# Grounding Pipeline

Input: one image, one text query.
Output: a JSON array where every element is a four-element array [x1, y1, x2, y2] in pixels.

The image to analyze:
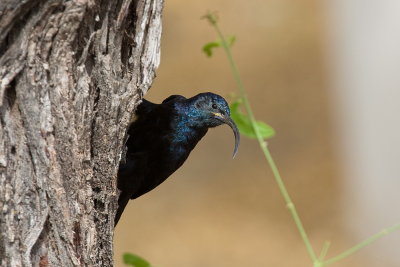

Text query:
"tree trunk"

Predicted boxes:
[[0, 0, 163, 266]]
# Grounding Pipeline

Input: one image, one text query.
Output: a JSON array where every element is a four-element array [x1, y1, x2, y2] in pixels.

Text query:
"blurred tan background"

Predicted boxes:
[[114, 1, 400, 266]]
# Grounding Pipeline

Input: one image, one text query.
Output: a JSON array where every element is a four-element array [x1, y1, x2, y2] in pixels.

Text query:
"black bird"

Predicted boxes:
[[115, 92, 240, 224]]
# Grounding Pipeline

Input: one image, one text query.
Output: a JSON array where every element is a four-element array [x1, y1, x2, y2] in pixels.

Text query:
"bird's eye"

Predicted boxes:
[[212, 103, 218, 109]]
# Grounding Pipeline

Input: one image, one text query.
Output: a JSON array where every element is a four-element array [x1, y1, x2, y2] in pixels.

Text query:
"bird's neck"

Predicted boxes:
[[172, 117, 208, 145]]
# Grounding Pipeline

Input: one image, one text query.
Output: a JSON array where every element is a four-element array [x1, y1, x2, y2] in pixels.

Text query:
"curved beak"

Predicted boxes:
[[213, 113, 240, 158]]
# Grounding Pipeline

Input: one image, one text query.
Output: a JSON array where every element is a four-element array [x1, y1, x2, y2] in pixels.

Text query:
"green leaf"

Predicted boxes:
[[202, 41, 220, 57], [123, 253, 152, 267], [229, 100, 275, 139], [202, 35, 236, 57]]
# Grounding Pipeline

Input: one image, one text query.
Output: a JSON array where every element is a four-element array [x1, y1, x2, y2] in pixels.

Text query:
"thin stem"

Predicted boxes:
[[323, 223, 400, 266], [205, 13, 317, 263], [204, 12, 400, 267], [319, 241, 331, 261]]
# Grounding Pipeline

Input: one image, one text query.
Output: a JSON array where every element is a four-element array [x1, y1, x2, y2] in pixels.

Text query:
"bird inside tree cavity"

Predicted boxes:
[[115, 92, 240, 224]]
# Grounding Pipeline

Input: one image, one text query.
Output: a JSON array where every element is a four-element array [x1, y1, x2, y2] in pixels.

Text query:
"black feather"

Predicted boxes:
[[115, 93, 240, 224]]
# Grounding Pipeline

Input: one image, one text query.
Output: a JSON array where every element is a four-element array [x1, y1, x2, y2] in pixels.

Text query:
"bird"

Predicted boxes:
[[115, 92, 240, 224]]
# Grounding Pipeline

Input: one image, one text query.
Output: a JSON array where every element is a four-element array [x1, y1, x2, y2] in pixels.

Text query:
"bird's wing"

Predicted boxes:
[[133, 96, 184, 123], [116, 95, 186, 224], [135, 99, 157, 116], [162, 94, 186, 104]]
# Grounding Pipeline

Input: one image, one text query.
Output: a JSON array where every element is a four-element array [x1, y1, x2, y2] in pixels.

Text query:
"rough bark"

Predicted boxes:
[[0, 0, 163, 266]]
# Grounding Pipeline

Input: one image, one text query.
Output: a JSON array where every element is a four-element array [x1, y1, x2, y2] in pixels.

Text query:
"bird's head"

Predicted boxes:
[[188, 92, 240, 157]]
